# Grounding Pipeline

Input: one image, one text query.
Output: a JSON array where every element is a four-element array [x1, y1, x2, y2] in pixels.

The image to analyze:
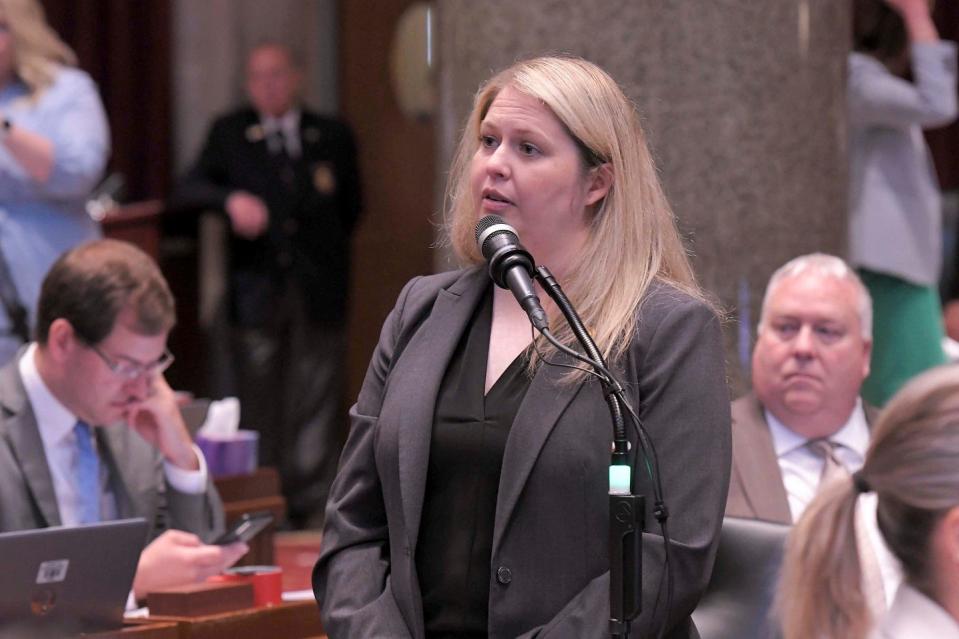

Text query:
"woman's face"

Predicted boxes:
[[469, 86, 608, 269]]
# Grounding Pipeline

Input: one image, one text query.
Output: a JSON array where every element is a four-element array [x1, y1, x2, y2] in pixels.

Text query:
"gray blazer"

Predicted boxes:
[[726, 393, 877, 525], [0, 358, 224, 542], [848, 42, 958, 286], [314, 267, 731, 639]]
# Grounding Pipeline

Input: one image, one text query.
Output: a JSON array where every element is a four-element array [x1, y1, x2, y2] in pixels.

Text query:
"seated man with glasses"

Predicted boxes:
[[0, 239, 247, 601]]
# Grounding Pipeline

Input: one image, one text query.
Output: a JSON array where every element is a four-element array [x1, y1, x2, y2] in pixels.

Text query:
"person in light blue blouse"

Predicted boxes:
[[848, 0, 958, 406], [0, 0, 110, 365]]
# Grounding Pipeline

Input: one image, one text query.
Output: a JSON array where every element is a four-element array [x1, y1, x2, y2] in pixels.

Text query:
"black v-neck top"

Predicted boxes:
[[416, 289, 533, 638]]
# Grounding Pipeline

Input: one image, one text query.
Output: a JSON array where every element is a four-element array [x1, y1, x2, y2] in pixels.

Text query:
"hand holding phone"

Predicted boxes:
[[213, 511, 274, 545]]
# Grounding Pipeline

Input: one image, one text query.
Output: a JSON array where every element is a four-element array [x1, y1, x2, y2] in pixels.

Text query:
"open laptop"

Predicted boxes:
[[0, 518, 148, 637]]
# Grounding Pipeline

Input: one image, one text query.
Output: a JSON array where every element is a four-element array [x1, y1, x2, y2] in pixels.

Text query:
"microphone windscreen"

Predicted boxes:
[[475, 214, 505, 243], [475, 215, 519, 260]]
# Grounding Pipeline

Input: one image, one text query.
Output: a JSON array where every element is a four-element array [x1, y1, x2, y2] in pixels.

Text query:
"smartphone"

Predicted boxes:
[[213, 511, 274, 545]]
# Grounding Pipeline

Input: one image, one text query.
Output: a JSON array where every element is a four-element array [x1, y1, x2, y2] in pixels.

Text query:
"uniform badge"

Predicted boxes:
[[313, 162, 336, 195], [245, 124, 265, 143]]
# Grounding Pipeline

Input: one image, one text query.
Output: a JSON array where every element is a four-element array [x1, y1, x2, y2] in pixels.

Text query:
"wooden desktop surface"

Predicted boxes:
[[84, 620, 178, 638], [86, 601, 323, 639], [83, 468, 323, 639], [150, 600, 323, 639]]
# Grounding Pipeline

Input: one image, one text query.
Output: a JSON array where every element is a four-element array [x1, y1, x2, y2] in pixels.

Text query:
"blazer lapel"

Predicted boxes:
[[734, 394, 792, 524], [0, 362, 61, 527], [393, 268, 488, 552], [96, 426, 148, 520], [492, 354, 585, 555]]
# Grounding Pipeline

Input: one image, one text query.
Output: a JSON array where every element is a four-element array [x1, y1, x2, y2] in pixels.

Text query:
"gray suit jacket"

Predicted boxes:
[[848, 41, 958, 285], [0, 358, 224, 542], [314, 267, 731, 639], [726, 393, 876, 524]]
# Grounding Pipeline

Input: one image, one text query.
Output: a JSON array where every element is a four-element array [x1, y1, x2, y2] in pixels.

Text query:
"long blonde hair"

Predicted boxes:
[[0, 0, 76, 94], [445, 56, 705, 375], [777, 364, 959, 639]]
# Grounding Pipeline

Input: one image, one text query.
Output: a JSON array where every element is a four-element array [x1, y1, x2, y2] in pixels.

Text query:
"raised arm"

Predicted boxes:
[[849, 0, 957, 129], [0, 69, 109, 200]]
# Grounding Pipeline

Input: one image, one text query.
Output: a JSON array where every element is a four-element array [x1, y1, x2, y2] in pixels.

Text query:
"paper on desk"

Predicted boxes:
[[197, 397, 241, 438]]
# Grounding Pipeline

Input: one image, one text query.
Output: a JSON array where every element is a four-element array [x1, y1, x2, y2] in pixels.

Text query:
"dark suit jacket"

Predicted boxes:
[[725, 393, 876, 524], [0, 358, 225, 542], [313, 267, 731, 639], [173, 106, 362, 326]]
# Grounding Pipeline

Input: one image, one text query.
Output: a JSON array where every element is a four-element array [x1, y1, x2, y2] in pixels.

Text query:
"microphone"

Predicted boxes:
[[474, 215, 549, 331]]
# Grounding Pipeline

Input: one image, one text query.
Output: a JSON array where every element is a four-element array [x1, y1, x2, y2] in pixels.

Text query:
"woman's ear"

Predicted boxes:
[[584, 163, 614, 207], [935, 506, 959, 571]]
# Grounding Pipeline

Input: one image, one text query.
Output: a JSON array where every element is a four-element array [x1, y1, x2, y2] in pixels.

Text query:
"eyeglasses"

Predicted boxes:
[[88, 344, 175, 381]]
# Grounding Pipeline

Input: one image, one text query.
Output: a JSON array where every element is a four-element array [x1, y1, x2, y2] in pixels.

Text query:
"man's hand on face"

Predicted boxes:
[[126, 374, 199, 471], [132, 529, 248, 600]]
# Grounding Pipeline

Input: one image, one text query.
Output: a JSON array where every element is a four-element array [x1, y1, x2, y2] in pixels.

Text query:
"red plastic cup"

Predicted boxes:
[[210, 565, 283, 607]]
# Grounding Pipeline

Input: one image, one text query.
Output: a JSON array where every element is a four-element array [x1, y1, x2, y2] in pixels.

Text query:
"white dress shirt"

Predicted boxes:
[[19, 343, 207, 526], [260, 109, 301, 158], [766, 400, 902, 606], [872, 583, 959, 639]]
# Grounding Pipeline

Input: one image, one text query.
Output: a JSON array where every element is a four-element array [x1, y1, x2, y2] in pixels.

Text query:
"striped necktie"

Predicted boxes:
[[73, 420, 100, 524]]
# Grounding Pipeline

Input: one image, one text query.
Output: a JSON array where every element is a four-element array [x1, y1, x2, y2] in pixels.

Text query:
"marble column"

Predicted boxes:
[[436, 0, 850, 391]]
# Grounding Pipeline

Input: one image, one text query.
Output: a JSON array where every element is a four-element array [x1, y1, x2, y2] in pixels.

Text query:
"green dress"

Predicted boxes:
[[859, 269, 947, 406]]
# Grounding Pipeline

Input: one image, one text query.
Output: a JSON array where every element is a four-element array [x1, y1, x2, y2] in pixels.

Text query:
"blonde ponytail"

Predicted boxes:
[[777, 477, 873, 639]]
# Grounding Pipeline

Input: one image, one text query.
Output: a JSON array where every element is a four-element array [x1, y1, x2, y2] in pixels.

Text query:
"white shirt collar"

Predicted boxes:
[[766, 397, 870, 462], [260, 108, 300, 135], [18, 343, 79, 447], [876, 583, 959, 638]]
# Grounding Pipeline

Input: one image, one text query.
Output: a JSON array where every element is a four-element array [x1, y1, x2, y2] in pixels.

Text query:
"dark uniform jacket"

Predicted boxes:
[[174, 106, 362, 327]]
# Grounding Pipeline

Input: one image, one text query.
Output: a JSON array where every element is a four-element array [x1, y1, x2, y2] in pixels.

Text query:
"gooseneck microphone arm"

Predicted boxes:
[[534, 266, 643, 639], [474, 215, 657, 639], [533, 267, 627, 451]]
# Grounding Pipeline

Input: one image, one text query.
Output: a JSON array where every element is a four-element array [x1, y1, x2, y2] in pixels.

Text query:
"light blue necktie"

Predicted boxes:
[[73, 421, 100, 524]]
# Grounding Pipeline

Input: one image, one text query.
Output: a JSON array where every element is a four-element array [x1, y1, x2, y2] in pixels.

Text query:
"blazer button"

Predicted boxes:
[[496, 566, 512, 585]]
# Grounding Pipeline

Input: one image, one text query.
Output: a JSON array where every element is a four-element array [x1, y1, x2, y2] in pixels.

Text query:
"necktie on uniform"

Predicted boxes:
[[73, 420, 100, 524], [268, 129, 296, 188]]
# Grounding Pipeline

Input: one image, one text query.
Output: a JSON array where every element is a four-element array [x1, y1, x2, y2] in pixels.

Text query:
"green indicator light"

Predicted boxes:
[[609, 465, 631, 495]]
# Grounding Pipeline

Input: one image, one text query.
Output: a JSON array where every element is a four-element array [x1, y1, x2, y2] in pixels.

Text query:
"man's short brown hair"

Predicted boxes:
[[35, 239, 176, 345]]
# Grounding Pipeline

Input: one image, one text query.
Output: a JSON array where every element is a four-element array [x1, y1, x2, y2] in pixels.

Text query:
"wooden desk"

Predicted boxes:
[[100, 200, 163, 261], [148, 601, 323, 639], [84, 620, 179, 638], [214, 468, 286, 566]]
